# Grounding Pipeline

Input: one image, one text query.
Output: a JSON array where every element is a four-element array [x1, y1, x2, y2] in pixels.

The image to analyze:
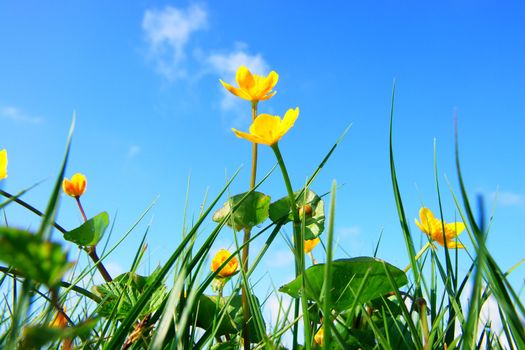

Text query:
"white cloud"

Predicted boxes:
[[127, 145, 141, 159], [142, 5, 207, 80], [490, 191, 524, 207], [338, 226, 362, 237], [207, 47, 270, 112], [0, 105, 44, 124]]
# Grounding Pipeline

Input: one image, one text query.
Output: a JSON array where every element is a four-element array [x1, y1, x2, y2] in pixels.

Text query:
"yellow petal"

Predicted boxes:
[[445, 241, 465, 249], [219, 80, 252, 101], [304, 237, 320, 253], [280, 107, 299, 132], [211, 249, 238, 278], [232, 128, 267, 145], [62, 173, 87, 197], [445, 222, 465, 238], [418, 207, 434, 234], [0, 149, 7, 180], [236, 66, 255, 90], [258, 90, 277, 101]]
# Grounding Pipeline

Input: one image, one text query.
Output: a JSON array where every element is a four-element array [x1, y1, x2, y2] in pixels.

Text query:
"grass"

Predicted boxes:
[[0, 82, 524, 350]]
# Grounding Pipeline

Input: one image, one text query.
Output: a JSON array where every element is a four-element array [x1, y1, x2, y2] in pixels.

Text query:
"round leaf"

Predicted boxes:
[[279, 257, 408, 311], [64, 211, 109, 246], [212, 191, 270, 231], [269, 189, 325, 239]]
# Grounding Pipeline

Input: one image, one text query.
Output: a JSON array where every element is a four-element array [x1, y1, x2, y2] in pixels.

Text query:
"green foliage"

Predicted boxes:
[[92, 270, 166, 321], [0, 227, 71, 287], [64, 211, 109, 246], [279, 257, 408, 311], [213, 191, 270, 231], [196, 294, 262, 341], [19, 319, 97, 349], [269, 189, 325, 240]]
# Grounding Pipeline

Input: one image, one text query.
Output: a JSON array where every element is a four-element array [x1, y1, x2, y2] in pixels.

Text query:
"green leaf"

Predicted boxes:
[[279, 257, 408, 311], [92, 270, 166, 321], [269, 189, 325, 240], [196, 294, 262, 341], [19, 319, 97, 349], [64, 212, 109, 246], [212, 192, 270, 231], [0, 227, 72, 287]]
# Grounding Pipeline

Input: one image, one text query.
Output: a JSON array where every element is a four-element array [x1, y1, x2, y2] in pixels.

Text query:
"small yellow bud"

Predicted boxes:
[[211, 249, 239, 278], [62, 173, 87, 198]]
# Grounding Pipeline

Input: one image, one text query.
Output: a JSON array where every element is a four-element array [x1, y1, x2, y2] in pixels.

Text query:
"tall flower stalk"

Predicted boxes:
[[221, 66, 278, 349], [63, 173, 112, 282], [232, 106, 311, 349]]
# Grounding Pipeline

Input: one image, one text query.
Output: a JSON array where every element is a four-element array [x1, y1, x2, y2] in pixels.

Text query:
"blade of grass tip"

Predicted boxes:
[[129, 230, 149, 275], [38, 111, 75, 241], [104, 169, 240, 350], [0, 181, 43, 210], [0, 188, 68, 234], [304, 124, 351, 192], [455, 121, 525, 347], [322, 180, 336, 350], [433, 139, 458, 346], [388, 82, 420, 286], [149, 267, 186, 350], [373, 227, 384, 258]]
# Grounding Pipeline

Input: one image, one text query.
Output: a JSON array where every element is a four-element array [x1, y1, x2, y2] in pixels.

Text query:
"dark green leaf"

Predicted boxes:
[[279, 257, 408, 311], [0, 227, 71, 287], [269, 189, 325, 240], [212, 192, 270, 231], [64, 212, 109, 246], [196, 294, 262, 341]]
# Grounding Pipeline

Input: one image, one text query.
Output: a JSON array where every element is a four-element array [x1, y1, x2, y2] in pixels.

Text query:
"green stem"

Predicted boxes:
[[271, 143, 312, 350], [403, 241, 431, 273], [76, 197, 112, 282], [241, 101, 258, 350]]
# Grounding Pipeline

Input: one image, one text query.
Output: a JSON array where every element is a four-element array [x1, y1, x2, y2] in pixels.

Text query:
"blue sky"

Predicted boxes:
[[1, 0, 524, 323]]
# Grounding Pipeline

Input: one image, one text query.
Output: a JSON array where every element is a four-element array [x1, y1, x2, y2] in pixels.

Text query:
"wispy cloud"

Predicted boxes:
[[141, 6, 272, 120], [490, 190, 524, 207], [207, 46, 270, 112], [127, 145, 141, 159], [0, 105, 44, 124], [142, 5, 207, 80], [338, 226, 362, 237]]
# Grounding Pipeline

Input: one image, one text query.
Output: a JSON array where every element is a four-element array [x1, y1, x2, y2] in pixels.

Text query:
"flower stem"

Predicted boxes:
[[241, 101, 259, 350], [75, 197, 88, 222], [404, 241, 432, 273], [271, 143, 312, 350], [76, 197, 112, 282]]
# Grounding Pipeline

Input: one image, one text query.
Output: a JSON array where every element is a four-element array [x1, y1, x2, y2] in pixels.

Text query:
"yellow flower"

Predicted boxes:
[[220, 66, 278, 102], [50, 306, 68, 328], [314, 327, 324, 346], [415, 207, 465, 248], [232, 107, 299, 146], [304, 237, 320, 253], [211, 249, 239, 278], [0, 149, 7, 180], [62, 173, 87, 198]]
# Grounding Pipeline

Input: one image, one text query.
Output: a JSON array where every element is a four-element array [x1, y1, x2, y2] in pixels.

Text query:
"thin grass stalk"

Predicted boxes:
[[322, 181, 336, 349]]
